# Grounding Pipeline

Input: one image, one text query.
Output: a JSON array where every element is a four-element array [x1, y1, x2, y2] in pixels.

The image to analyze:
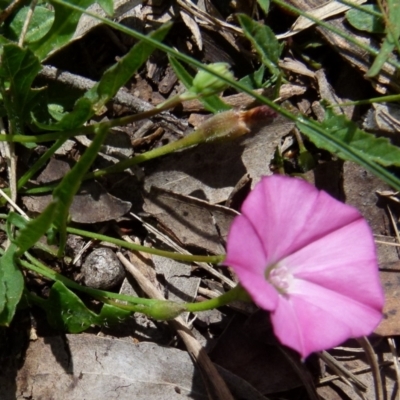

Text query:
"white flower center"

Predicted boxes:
[[266, 265, 293, 294]]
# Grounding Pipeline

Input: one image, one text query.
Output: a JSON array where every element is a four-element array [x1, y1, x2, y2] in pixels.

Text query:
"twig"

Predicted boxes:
[[117, 251, 235, 400], [357, 336, 384, 400], [0, 119, 17, 205], [0, 188, 28, 219], [319, 350, 367, 391], [375, 240, 400, 247], [176, 0, 242, 35], [18, 0, 38, 46], [388, 338, 400, 400], [319, 360, 394, 384], [126, 213, 236, 287]]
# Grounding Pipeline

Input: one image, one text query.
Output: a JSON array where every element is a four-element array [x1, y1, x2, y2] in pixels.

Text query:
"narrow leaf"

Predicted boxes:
[[96, 0, 113, 16], [46, 281, 102, 332], [298, 107, 400, 167], [257, 0, 270, 14], [52, 126, 109, 256], [366, 0, 400, 77], [0, 245, 24, 326], [237, 13, 283, 77], [14, 201, 58, 255], [43, 282, 131, 332], [239, 65, 266, 89], [98, 303, 132, 326], [86, 22, 171, 113], [0, 44, 42, 131]]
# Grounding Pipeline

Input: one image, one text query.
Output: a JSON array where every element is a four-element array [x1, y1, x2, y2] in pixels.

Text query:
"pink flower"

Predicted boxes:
[[224, 175, 384, 359]]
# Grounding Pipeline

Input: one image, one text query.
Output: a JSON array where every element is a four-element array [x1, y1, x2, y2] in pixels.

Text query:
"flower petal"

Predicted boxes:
[[271, 279, 383, 358], [241, 175, 361, 264], [282, 218, 384, 310], [224, 214, 279, 310]]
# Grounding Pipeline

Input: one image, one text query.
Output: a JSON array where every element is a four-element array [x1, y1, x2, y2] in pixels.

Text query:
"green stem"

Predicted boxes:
[[333, 93, 400, 107], [184, 284, 250, 312], [22, 252, 246, 318], [66, 226, 225, 264], [22, 252, 163, 306], [86, 128, 205, 179]]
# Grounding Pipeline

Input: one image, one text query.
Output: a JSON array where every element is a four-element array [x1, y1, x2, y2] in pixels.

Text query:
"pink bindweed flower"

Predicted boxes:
[[224, 175, 384, 359]]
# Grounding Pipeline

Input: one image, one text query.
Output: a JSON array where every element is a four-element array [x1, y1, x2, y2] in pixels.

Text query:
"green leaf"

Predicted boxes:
[[169, 56, 230, 113], [14, 201, 59, 255], [28, 0, 98, 60], [0, 245, 24, 326], [98, 303, 132, 327], [43, 282, 131, 332], [297, 107, 400, 167], [0, 44, 42, 132], [33, 97, 93, 131], [6, 6, 54, 43], [239, 65, 265, 89], [45, 281, 102, 332], [52, 126, 109, 256], [366, 0, 400, 77], [237, 13, 283, 77], [96, 0, 113, 16], [346, 5, 385, 34], [6, 212, 28, 241], [85, 22, 171, 113], [35, 22, 172, 131], [257, 0, 270, 14]]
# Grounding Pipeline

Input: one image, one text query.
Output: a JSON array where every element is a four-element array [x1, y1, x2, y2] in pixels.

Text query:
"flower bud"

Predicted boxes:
[[190, 62, 233, 97], [197, 105, 277, 142]]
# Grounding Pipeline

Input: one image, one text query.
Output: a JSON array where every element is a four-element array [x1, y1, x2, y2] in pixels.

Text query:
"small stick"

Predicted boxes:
[[357, 336, 384, 400], [18, 0, 38, 46], [319, 350, 367, 391], [388, 338, 400, 400], [126, 213, 236, 287], [117, 251, 235, 400]]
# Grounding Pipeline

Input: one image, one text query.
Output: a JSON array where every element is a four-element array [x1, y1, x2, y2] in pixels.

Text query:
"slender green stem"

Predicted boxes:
[[86, 127, 204, 179], [333, 94, 400, 107], [336, 0, 383, 17], [22, 252, 245, 317], [66, 226, 225, 264], [184, 285, 250, 312], [22, 252, 162, 306], [0, 130, 82, 143]]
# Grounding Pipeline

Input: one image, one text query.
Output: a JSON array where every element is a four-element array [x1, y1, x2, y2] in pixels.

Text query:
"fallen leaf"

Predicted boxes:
[[23, 181, 131, 223], [143, 186, 237, 254]]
